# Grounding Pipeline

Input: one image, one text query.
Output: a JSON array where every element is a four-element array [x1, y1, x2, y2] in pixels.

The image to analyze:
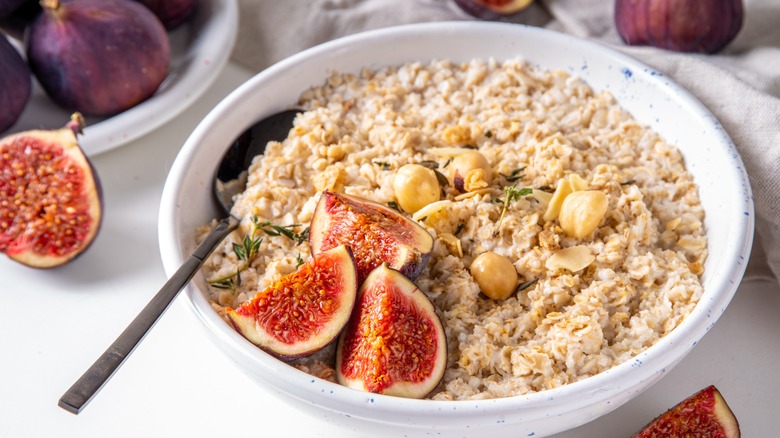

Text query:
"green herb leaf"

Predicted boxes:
[[494, 185, 532, 237], [233, 242, 247, 261], [454, 223, 464, 236], [387, 201, 400, 211], [434, 169, 449, 187], [620, 179, 636, 186], [515, 277, 539, 293], [257, 221, 309, 245], [500, 166, 527, 183], [372, 160, 391, 170], [418, 160, 440, 169], [295, 253, 305, 269]]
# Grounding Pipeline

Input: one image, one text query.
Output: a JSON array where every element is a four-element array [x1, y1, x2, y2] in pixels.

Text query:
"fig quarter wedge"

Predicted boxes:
[[336, 264, 447, 399], [633, 385, 740, 437], [309, 190, 434, 284], [226, 245, 358, 360]]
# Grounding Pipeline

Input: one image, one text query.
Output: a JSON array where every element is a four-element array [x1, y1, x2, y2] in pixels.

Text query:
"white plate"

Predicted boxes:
[[4, 0, 238, 156]]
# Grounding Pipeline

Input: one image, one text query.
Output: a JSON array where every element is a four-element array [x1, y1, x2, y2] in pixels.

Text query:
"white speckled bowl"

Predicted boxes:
[[159, 22, 754, 438]]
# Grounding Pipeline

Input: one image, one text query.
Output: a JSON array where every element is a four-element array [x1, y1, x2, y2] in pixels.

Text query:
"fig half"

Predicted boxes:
[[226, 245, 358, 360], [633, 385, 740, 437], [0, 114, 103, 268], [336, 264, 447, 399], [309, 191, 434, 283]]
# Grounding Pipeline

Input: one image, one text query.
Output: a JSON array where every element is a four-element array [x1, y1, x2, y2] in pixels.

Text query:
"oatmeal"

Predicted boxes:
[[199, 58, 707, 400]]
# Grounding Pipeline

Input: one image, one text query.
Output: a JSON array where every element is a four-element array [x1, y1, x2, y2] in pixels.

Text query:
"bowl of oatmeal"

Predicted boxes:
[[158, 21, 753, 437]]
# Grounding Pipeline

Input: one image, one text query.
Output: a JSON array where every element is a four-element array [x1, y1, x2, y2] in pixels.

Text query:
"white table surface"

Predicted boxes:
[[1, 62, 778, 438]]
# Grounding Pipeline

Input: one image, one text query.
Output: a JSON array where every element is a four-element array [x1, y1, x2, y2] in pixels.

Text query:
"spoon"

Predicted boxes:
[[58, 109, 301, 415]]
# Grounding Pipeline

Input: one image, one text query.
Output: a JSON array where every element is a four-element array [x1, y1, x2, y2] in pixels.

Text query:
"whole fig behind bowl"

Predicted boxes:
[[25, 0, 171, 117], [0, 35, 31, 133], [615, 0, 744, 54]]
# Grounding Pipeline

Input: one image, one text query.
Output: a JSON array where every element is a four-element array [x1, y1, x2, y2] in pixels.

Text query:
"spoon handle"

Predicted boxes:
[[58, 216, 239, 414]]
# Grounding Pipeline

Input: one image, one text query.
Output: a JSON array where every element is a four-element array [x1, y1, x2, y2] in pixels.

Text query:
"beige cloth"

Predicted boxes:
[[232, 0, 780, 284]]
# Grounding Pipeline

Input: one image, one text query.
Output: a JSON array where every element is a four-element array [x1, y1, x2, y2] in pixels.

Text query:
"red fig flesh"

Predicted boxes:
[[309, 191, 434, 284], [0, 114, 103, 268], [226, 245, 358, 360], [615, 0, 744, 54], [0, 35, 31, 133], [336, 264, 447, 399], [633, 385, 740, 437], [25, 0, 170, 116]]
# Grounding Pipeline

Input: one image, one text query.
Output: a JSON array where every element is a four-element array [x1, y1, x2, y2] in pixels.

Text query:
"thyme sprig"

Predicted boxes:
[[257, 220, 309, 245], [208, 216, 310, 291], [208, 215, 264, 291], [500, 166, 527, 183], [493, 185, 532, 237]]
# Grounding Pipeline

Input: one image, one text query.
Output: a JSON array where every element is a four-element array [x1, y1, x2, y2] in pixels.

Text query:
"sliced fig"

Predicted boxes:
[[0, 113, 103, 268], [226, 245, 358, 360], [633, 385, 740, 438], [135, 0, 197, 30], [336, 264, 447, 399], [0, 35, 31, 133], [26, 0, 170, 117], [309, 191, 434, 283]]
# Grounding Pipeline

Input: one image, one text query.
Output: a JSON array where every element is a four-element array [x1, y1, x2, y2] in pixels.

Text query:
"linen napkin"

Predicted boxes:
[[231, 0, 780, 284]]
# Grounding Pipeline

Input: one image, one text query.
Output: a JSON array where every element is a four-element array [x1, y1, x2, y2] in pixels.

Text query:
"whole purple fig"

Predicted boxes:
[[0, 35, 31, 133], [135, 0, 197, 30], [26, 0, 171, 117], [615, 0, 743, 54]]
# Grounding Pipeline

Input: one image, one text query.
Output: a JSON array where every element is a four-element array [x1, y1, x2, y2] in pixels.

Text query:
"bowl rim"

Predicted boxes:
[[159, 20, 754, 422]]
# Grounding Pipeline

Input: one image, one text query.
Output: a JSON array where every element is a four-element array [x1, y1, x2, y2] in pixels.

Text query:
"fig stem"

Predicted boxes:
[[39, 0, 60, 11], [67, 113, 85, 136]]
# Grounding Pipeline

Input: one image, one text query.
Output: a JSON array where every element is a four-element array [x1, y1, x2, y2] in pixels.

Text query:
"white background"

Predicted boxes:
[[1, 63, 778, 438]]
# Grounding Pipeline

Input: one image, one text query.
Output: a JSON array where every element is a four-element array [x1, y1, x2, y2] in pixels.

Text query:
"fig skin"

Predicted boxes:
[[135, 0, 197, 30], [25, 0, 171, 117], [226, 245, 358, 360], [309, 191, 434, 284], [615, 0, 744, 54], [0, 113, 103, 268], [0, 35, 31, 133], [633, 385, 740, 437], [336, 264, 447, 399]]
